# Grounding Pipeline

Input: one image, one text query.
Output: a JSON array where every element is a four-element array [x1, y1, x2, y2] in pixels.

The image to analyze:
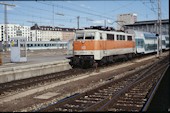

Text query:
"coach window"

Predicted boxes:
[[127, 36, 132, 40]]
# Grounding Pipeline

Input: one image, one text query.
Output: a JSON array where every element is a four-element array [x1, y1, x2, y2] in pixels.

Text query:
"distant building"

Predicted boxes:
[[0, 24, 30, 41], [0, 23, 76, 42], [124, 19, 169, 35], [61, 28, 75, 41], [30, 24, 76, 41], [117, 13, 137, 31]]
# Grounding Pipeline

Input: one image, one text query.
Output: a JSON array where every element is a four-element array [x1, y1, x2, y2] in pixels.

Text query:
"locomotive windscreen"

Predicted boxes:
[[85, 32, 95, 40], [76, 33, 84, 40]]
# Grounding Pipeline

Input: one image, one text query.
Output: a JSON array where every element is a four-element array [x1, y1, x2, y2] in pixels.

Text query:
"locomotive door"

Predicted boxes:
[[102, 33, 107, 55]]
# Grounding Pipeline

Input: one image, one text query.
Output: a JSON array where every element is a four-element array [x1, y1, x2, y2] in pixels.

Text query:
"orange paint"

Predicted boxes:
[[74, 40, 135, 50]]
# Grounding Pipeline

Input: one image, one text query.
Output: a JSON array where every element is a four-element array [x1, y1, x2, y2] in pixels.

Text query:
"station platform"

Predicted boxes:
[[0, 54, 73, 84]]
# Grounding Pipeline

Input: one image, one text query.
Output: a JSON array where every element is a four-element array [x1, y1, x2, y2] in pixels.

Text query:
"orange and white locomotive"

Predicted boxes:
[[71, 26, 136, 68]]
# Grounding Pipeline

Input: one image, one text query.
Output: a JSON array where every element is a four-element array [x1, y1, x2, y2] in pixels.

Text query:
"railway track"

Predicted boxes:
[[37, 56, 169, 112], [0, 68, 89, 96]]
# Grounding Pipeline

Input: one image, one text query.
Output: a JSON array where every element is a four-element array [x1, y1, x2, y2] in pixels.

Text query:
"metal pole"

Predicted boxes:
[[35, 28, 38, 41], [156, 21, 159, 58], [53, 5, 54, 27], [157, 0, 162, 58], [0, 2, 15, 51], [104, 20, 106, 27], [4, 5, 7, 51], [77, 16, 80, 30], [158, 0, 162, 55]]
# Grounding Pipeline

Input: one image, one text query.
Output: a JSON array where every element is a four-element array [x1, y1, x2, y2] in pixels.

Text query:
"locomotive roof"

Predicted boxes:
[[76, 29, 132, 35]]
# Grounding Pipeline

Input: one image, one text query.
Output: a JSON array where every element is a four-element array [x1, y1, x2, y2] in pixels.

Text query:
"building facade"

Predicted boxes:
[[61, 28, 75, 41], [117, 13, 137, 31], [0, 23, 76, 42], [30, 30, 41, 41], [124, 19, 169, 35], [30, 24, 76, 41], [0, 24, 30, 41]]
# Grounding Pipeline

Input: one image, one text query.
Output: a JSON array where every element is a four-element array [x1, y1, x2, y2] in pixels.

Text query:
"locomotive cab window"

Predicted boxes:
[[76, 33, 84, 40], [85, 32, 95, 40]]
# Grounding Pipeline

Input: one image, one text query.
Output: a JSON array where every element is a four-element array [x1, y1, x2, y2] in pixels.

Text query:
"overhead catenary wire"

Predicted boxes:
[[0, 1, 168, 28], [36, 1, 114, 20], [4, 1, 98, 27]]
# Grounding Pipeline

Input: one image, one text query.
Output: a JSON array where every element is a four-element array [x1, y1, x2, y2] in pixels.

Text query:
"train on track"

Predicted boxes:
[[26, 41, 68, 50], [0, 41, 68, 51], [68, 26, 169, 68]]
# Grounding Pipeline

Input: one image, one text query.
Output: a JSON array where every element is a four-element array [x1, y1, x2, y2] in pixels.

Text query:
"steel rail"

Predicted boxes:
[[97, 61, 169, 111], [83, 57, 168, 111], [142, 64, 169, 111]]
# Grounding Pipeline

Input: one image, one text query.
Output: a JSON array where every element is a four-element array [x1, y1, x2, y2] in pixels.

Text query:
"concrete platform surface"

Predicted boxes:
[[0, 54, 73, 84]]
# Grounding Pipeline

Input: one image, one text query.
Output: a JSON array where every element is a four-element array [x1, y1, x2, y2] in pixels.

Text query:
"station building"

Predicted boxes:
[[124, 19, 169, 35]]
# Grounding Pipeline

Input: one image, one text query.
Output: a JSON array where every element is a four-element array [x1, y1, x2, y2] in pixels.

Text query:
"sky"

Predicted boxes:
[[0, 0, 169, 29]]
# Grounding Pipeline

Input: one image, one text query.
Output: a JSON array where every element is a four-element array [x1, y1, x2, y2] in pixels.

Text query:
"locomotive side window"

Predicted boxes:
[[107, 34, 114, 40], [127, 36, 132, 40], [122, 35, 125, 40], [100, 33, 102, 39], [117, 35, 125, 40], [117, 35, 120, 40]]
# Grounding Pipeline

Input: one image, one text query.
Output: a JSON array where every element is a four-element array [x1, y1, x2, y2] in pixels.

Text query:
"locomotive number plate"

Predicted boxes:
[[81, 46, 86, 49]]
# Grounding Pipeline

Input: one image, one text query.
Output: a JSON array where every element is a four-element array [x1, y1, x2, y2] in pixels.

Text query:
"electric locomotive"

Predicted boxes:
[[70, 26, 136, 68]]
